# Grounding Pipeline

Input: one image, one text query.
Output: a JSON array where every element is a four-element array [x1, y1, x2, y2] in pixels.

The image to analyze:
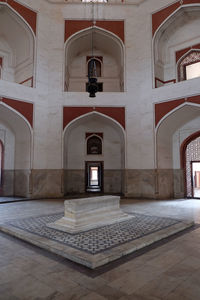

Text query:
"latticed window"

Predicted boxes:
[[178, 50, 200, 81], [87, 135, 102, 155], [186, 136, 200, 197]]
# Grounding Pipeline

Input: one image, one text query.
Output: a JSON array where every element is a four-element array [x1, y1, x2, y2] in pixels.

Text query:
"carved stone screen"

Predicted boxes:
[[186, 136, 200, 197], [178, 51, 200, 82]]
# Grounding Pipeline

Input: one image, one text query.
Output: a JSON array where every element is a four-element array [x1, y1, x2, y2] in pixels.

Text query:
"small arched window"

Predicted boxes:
[[178, 50, 200, 82], [88, 59, 101, 77], [87, 135, 102, 155]]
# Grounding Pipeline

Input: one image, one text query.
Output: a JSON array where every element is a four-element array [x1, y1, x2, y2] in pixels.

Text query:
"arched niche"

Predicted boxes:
[[156, 103, 200, 198], [153, 5, 200, 87], [180, 132, 200, 198], [0, 103, 32, 197], [65, 27, 124, 92], [63, 112, 125, 194], [0, 3, 35, 87]]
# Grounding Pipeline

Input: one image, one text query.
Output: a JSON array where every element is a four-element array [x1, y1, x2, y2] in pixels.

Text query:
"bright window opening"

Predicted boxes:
[[186, 62, 200, 80], [90, 167, 99, 186], [192, 162, 200, 198]]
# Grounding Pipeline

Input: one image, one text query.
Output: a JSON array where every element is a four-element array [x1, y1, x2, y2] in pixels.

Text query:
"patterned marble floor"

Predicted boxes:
[[0, 198, 193, 268], [1, 198, 200, 299], [4, 212, 181, 255]]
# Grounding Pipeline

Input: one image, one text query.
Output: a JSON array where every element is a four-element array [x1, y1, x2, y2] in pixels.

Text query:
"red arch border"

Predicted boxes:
[[65, 20, 124, 43], [0, 0, 37, 35], [152, 0, 200, 36], [63, 106, 125, 130], [155, 96, 200, 128], [1, 98, 33, 128]]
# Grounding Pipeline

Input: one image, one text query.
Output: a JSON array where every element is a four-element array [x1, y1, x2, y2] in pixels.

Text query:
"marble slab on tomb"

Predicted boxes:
[[47, 195, 134, 233]]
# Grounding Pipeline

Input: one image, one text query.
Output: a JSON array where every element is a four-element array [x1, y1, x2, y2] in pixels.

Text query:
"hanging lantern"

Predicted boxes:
[[87, 4, 98, 98], [88, 59, 98, 97]]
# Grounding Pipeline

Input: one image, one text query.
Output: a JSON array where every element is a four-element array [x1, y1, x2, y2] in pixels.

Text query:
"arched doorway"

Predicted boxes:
[[156, 103, 200, 199], [63, 112, 125, 195], [181, 132, 200, 199], [0, 103, 32, 197]]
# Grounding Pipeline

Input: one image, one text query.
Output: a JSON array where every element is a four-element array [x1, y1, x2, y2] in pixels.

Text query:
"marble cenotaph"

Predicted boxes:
[[48, 196, 133, 233]]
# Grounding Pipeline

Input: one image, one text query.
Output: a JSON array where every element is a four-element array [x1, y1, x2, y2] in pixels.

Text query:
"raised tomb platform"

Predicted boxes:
[[47, 196, 133, 233], [0, 196, 194, 269]]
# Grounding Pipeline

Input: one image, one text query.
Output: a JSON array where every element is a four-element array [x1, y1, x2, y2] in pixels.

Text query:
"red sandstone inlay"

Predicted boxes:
[[63, 107, 125, 129], [0, 0, 37, 34], [152, 0, 200, 36], [65, 20, 124, 43], [2, 98, 33, 127], [155, 95, 200, 127]]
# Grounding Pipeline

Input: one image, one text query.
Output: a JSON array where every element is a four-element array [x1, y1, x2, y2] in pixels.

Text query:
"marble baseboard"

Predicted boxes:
[[63, 170, 85, 194], [125, 169, 156, 199], [125, 169, 185, 200], [30, 169, 63, 198], [64, 169, 124, 194], [156, 169, 174, 199], [0, 168, 185, 200], [14, 170, 30, 197], [104, 170, 123, 194], [1, 170, 14, 196], [173, 169, 185, 198]]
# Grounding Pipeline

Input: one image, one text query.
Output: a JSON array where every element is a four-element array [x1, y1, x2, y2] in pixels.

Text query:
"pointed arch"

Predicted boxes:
[[155, 102, 200, 133], [64, 26, 125, 92], [63, 111, 126, 195], [86, 134, 103, 155], [180, 131, 200, 197], [0, 3, 36, 86], [177, 49, 200, 81], [153, 4, 200, 88]]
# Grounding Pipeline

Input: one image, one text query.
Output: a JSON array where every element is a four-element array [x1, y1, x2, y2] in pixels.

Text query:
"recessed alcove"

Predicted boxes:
[[64, 27, 124, 92], [63, 112, 125, 194], [154, 5, 200, 88], [0, 104, 32, 197], [156, 104, 200, 198], [0, 4, 34, 87]]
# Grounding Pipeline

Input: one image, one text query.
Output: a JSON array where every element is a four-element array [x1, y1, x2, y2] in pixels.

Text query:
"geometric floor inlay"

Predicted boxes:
[[6, 212, 180, 255], [0, 212, 193, 268]]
